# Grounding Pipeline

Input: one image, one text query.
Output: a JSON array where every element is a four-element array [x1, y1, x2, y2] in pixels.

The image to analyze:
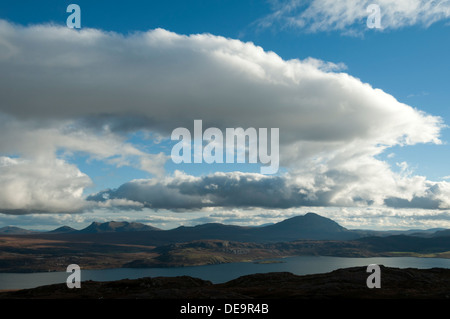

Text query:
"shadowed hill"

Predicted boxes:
[[1, 266, 450, 299], [47, 226, 77, 234], [257, 212, 356, 241], [159, 213, 359, 243]]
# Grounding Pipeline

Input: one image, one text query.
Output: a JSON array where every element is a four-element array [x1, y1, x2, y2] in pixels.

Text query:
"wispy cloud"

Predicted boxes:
[[255, 0, 450, 34]]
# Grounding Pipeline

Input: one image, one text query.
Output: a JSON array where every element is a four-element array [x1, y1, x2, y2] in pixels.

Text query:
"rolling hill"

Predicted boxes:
[[47, 226, 77, 234], [0, 226, 39, 234]]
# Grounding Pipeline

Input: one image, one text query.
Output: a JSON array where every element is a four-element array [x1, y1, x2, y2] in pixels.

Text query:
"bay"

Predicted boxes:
[[1, 255, 450, 290]]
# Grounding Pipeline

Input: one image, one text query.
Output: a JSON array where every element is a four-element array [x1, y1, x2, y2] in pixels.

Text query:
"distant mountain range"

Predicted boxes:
[[1, 212, 448, 242], [77, 221, 160, 234], [0, 221, 160, 235], [2, 213, 450, 273]]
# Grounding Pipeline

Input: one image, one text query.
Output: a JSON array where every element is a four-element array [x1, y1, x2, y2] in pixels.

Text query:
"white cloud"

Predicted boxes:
[[257, 0, 450, 34], [87, 169, 450, 212], [324, 206, 450, 230], [0, 156, 91, 214], [0, 20, 445, 216], [0, 20, 442, 148], [0, 114, 168, 214]]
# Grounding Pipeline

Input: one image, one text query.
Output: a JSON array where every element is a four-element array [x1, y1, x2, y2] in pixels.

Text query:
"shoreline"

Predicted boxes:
[[1, 265, 450, 299], [1, 252, 450, 274]]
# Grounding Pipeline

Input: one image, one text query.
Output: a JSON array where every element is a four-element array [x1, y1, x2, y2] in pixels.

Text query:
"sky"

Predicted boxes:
[[0, 0, 450, 231]]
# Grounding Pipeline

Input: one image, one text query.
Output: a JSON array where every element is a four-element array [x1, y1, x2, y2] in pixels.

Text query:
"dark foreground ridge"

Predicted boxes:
[[1, 266, 450, 299]]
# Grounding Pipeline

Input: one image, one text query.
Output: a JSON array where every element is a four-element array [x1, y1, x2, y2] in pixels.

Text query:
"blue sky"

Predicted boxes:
[[0, 0, 450, 230]]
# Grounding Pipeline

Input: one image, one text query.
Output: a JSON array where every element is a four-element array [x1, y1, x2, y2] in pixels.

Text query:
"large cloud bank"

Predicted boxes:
[[0, 20, 446, 215]]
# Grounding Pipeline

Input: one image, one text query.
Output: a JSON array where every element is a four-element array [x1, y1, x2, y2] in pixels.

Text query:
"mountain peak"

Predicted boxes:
[[48, 226, 76, 234], [304, 212, 321, 218], [78, 221, 160, 233], [261, 213, 353, 240]]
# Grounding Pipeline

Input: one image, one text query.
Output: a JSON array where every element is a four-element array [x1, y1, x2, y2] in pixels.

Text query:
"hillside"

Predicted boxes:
[[1, 266, 450, 299]]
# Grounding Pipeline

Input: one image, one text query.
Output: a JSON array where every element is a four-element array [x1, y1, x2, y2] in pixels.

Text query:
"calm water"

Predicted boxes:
[[1, 256, 450, 290]]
